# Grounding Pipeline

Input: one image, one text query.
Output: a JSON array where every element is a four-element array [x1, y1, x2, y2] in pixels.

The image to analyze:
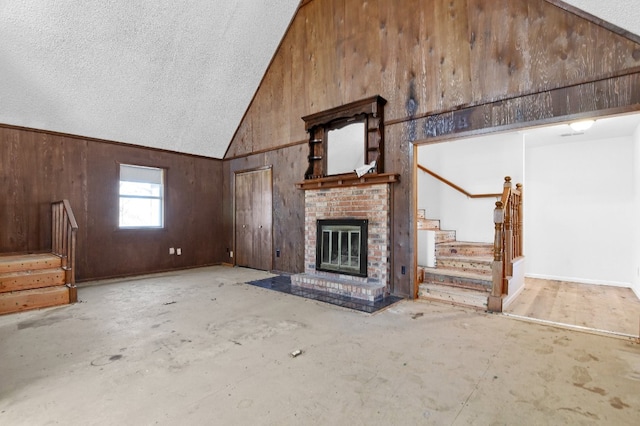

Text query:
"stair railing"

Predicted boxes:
[[52, 200, 78, 303], [489, 177, 523, 312], [417, 164, 501, 198]]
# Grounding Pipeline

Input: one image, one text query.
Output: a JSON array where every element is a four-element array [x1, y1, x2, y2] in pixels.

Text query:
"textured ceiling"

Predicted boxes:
[[0, 0, 299, 159], [0, 1, 639, 159], [563, 0, 640, 38]]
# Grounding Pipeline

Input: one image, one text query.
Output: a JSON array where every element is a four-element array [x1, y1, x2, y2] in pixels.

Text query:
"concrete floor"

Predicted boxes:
[[1, 266, 639, 425]]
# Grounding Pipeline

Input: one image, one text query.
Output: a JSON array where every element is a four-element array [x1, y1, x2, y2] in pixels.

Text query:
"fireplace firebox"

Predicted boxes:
[[316, 219, 368, 277]]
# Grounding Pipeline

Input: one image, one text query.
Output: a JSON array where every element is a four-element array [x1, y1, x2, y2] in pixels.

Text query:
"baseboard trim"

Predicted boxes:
[[503, 313, 640, 341], [524, 274, 631, 288]]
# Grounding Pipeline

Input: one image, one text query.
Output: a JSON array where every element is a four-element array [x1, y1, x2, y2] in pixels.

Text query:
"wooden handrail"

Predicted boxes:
[[52, 200, 78, 303], [417, 164, 501, 198], [488, 177, 523, 312], [62, 199, 78, 230]]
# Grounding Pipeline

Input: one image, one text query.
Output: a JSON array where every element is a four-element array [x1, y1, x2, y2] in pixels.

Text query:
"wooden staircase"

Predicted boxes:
[[0, 253, 72, 315], [417, 218, 493, 310], [0, 199, 78, 315]]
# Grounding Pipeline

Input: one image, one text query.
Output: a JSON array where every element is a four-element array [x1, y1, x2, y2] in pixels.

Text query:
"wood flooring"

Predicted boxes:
[[504, 278, 640, 338]]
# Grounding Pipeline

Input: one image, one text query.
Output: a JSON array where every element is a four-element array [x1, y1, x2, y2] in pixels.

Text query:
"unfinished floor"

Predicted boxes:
[[1, 266, 639, 425], [505, 278, 640, 338]]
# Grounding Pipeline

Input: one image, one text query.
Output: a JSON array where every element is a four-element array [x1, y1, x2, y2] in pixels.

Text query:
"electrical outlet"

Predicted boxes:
[[401, 266, 406, 275], [169, 247, 175, 255], [276, 249, 281, 258], [176, 248, 182, 256]]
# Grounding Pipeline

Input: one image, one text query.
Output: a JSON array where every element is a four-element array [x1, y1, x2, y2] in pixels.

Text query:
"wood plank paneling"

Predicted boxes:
[[429, 0, 472, 111], [223, 144, 306, 274], [229, 0, 640, 156], [0, 125, 225, 281], [4, 0, 640, 296], [343, 0, 380, 101], [269, 144, 306, 274], [379, 0, 424, 123], [386, 124, 413, 298], [468, 0, 530, 103], [85, 142, 225, 280], [289, 14, 308, 143], [401, 72, 640, 142], [223, 0, 640, 297], [0, 128, 86, 255]]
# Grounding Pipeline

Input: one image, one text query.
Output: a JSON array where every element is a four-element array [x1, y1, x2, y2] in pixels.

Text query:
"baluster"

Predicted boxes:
[[504, 199, 513, 279], [516, 183, 523, 257], [493, 202, 503, 264], [511, 199, 517, 259], [61, 211, 68, 270], [56, 203, 61, 254], [52, 203, 58, 255]]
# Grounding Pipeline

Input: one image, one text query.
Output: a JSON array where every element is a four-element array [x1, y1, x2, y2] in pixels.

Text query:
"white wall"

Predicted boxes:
[[418, 119, 640, 292], [417, 133, 524, 242], [633, 125, 640, 298], [525, 135, 634, 286]]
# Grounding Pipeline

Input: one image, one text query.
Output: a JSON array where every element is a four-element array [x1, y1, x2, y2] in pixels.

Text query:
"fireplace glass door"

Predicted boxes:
[[316, 219, 367, 277]]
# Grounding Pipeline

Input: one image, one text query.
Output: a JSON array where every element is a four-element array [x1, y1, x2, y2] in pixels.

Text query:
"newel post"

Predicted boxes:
[[488, 201, 504, 312]]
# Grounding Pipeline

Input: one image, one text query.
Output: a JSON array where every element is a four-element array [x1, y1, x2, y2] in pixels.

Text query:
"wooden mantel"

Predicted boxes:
[[296, 172, 399, 190]]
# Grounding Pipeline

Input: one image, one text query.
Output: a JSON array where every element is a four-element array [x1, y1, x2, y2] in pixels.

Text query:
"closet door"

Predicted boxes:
[[234, 168, 272, 270]]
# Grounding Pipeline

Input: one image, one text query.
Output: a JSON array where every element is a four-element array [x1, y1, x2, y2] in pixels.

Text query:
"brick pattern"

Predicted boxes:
[[292, 184, 391, 300], [293, 274, 385, 302]]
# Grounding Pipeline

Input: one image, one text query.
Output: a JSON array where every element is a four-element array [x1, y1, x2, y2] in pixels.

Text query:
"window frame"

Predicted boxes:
[[118, 163, 166, 230]]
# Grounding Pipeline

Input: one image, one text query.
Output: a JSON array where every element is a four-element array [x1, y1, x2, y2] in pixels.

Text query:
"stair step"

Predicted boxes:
[[417, 218, 440, 230], [0, 253, 62, 273], [421, 267, 492, 291], [0, 268, 66, 293], [436, 256, 492, 275], [0, 285, 70, 315], [436, 242, 493, 258], [435, 230, 456, 244], [418, 283, 488, 309]]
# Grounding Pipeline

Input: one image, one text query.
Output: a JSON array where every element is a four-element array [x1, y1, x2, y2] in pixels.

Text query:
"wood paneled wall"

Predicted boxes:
[[1, 126, 226, 282], [223, 144, 307, 275], [227, 0, 640, 158], [225, 0, 640, 297], [5, 0, 639, 295]]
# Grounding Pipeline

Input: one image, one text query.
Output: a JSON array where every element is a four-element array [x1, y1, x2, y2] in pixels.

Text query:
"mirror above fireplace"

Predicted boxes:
[[302, 96, 386, 180], [326, 120, 366, 176]]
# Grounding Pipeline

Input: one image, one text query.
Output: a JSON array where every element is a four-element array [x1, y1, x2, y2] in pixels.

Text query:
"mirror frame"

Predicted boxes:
[[302, 95, 386, 180]]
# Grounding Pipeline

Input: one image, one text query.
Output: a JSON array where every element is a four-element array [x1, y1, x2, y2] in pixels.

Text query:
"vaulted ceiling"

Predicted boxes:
[[1, 1, 639, 159]]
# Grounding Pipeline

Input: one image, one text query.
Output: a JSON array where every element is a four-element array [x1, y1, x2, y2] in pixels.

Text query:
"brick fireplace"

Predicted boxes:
[[291, 182, 392, 302]]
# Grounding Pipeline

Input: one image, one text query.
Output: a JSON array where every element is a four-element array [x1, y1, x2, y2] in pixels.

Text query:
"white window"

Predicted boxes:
[[119, 164, 164, 228]]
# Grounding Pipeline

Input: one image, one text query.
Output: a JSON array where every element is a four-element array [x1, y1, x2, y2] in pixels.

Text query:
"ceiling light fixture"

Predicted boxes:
[[569, 119, 595, 132]]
